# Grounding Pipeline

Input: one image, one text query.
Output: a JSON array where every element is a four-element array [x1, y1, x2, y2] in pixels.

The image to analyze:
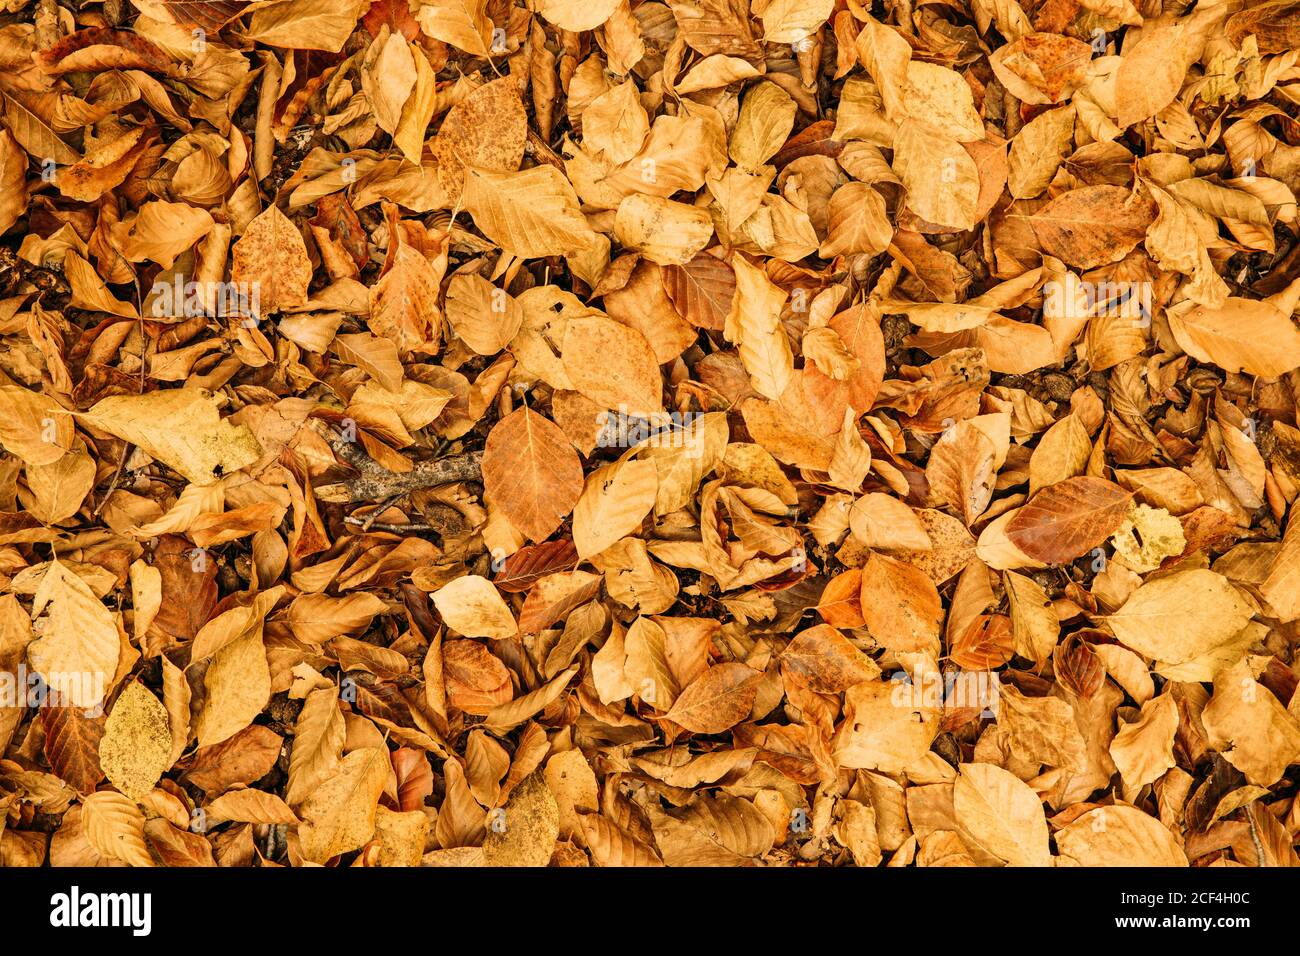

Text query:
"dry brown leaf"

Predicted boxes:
[[860, 552, 944, 654], [432, 575, 518, 639], [28, 561, 120, 711], [1030, 186, 1157, 270], [572, 459, 658, 559], [1006, 476, 1133, 565], [780, 623, 879, 693], [561, 314, 665, 416], [286, 687, 345, 806], [663, 662, 761, 733], [1056, 805, 1188, 867], [481, 407, 584, 543], [82, 389, 262, 487], [463, 165, 598, 260]]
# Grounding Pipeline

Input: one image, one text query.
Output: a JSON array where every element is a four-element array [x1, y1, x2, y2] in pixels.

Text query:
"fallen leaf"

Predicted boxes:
[[82, 389, 262, 487], [481, 407, 584, 543], [663, 662, 761, 733], [1006, 477, 1133, 565], [99, 682, 172, 802]]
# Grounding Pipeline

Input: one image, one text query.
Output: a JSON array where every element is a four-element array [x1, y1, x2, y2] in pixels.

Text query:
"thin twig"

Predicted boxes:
[[343, 503, 466, 535], [343, 517, 439, 533], [326, 432, 482, 503], [358, 493, 403, 531], [92, 443, 130, 517]]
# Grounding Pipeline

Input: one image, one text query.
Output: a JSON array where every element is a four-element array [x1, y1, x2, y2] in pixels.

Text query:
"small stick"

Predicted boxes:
[[358, 493, 404, 531], [344, 518, 438, 533], [327, 433, 482, 503], [93, 443, 130, 517]]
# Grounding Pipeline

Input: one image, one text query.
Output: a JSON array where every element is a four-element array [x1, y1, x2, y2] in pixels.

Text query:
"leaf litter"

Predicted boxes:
[[0, 0, 1298, 870]]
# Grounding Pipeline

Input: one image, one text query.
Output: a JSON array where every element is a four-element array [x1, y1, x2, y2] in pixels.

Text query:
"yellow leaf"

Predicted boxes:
[[726, 254, 792, 400], [194, 630, 271, 748], [0, 386, 74, 467], [572, 459, 659, 558], [531, 0, 621, 31], [1107, 569, 1253, 667], [414, 0, 493, 55], [286, 686, 345, 806], [0, 129, 26, 235], [110, 200, 214, 268], [82, 388, 262, 487], [1109, 693, 1178, 793], [286, 592, 389, 643], [297, 747, 390, 863], [99, 682, 172, 802], [1202, 659, 1300, 787], [393, 42, 437, 165], [1166, 279, 1300, 378], [904, 61, 984, 142], [1056, 805, 1187, 866], [245, 0, 371, 52], [481, 771, 560, 866], [832, 675, 939, 772], [892, 119, 980, 230], [360, 31, 416, 135], [953, 762, 1052, 866], [729, 81, 796, 172], [463, 165, 598, 259], [28, 560, 119, 711], [760, 0, 834, 43], [431, 575, 518, 639], [613, 193, 714, 266], [82, 790, 153, 867]]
